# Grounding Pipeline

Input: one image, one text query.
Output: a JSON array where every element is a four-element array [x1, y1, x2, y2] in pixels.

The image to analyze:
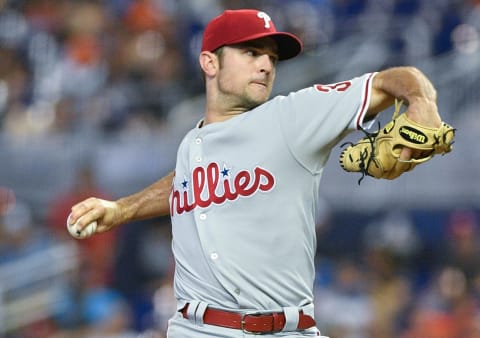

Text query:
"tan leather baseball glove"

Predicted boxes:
[[339, 100, 455, 184]]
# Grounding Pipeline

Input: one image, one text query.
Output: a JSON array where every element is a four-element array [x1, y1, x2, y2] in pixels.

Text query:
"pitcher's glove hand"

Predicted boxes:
[[339, 100, 455, 184]]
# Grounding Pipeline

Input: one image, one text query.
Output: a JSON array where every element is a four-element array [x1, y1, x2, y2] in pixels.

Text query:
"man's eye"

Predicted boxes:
[[246, 50, 258, 56]]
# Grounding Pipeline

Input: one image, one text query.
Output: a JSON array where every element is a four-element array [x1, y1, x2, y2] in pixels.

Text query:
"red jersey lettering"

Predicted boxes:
[[315, 81, 352, 93], [170, 163, 275, 215]]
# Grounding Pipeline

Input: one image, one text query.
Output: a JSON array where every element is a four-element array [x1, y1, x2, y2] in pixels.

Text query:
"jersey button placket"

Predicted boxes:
[[193, 134, 203, 163], [198, 213, 218, 262]]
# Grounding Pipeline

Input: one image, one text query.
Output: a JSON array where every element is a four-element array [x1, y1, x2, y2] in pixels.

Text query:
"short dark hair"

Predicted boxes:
[[214, 47, 225, 67]]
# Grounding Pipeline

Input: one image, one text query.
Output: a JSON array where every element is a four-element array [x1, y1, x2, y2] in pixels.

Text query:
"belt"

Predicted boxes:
[[181, 303, 316, 334]]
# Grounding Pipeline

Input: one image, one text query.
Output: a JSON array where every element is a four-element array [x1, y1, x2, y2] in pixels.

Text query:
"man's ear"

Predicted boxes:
[[199, 51, 218, 77]]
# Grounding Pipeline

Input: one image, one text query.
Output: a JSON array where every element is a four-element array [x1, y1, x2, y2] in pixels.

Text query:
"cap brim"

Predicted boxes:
[[225, 31, 303, 61], [270, 33, 303, 60]]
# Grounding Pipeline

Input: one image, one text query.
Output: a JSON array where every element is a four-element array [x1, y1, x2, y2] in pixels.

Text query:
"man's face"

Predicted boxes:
[[215, 37, 278, 111]]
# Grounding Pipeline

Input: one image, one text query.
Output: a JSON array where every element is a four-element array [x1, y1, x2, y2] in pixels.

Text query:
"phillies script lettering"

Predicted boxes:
[[170, 163, 275, 215]]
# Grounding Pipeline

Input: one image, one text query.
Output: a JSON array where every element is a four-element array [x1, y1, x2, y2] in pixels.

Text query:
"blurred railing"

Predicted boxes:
[[0, 242, 79, 334]]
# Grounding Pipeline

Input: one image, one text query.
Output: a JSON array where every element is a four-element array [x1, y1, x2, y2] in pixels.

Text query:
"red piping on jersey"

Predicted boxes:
[[355, 72, 376, 129]]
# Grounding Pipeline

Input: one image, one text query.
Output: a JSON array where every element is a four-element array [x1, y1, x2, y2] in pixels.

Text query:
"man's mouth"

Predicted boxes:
[[251, 80, 267, 87]]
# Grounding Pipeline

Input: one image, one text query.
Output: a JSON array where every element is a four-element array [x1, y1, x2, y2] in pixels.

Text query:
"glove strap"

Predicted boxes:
[[392, 98, 404, 120]]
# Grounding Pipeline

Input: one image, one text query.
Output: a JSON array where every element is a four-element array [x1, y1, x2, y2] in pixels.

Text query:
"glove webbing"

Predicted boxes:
[[340, 99, 404, 185]]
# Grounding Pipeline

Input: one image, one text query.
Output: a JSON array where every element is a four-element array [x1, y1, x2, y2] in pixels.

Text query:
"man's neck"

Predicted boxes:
[[202, 107, 247, 126]]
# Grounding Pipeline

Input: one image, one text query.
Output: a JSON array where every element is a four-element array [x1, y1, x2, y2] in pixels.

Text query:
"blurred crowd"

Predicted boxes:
[[1, 0, 480, 338], [2, 181, 480, 338], [1, 0, 479, 138], [314, 207, 480, 338]]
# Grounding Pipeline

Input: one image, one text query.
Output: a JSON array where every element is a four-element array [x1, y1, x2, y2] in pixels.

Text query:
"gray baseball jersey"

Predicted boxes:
[[169, 72, 377, 312]]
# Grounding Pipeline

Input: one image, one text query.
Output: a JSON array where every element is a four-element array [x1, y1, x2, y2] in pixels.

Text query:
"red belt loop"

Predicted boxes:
[[180, 303, 316, 334]]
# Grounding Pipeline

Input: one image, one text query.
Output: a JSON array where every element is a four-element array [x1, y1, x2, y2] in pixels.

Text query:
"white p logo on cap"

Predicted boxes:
[[257, 11, 272, 29]]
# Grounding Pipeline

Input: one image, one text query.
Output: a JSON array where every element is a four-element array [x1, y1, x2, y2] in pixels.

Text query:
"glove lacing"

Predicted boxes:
[[340, 122, 380, 185], [340, 99, 405, 184]]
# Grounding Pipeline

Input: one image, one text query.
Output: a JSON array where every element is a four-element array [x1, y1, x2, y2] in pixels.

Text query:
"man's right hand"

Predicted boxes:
[[68, 171, 175, 236], [69, 197, 122, 234]]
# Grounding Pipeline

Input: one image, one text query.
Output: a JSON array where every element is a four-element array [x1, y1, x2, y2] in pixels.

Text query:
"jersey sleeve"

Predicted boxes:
[[274, 72, 377, 174]]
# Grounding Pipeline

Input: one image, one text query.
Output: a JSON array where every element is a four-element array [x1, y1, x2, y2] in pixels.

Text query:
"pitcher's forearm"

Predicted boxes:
[[368, 67, 441, 127], [116, 171, 174, 224]]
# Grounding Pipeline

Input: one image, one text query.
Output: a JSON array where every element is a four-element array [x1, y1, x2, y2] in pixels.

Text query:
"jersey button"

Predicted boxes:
[[210, 252, 218, 260], [195, 138, 202, 144], [199, 213, 207, 220], [195, 156, 202, 162]]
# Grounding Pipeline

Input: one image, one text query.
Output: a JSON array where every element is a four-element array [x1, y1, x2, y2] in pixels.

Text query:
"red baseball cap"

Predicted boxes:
[[201, 9, 303, 61]]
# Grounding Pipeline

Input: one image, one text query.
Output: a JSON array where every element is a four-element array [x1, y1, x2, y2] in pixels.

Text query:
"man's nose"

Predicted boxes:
[[258, 54, 274, 73]]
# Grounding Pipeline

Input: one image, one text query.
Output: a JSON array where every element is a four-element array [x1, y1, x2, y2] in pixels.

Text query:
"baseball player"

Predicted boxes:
[[69, 9, 448, 338]]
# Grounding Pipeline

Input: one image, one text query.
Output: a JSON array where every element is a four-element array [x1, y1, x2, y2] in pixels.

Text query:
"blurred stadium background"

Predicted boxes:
[[0, 0, 479, 337]]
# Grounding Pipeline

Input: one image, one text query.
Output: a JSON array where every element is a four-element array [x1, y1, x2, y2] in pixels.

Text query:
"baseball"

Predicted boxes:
[[66, 213, 97, 239]]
